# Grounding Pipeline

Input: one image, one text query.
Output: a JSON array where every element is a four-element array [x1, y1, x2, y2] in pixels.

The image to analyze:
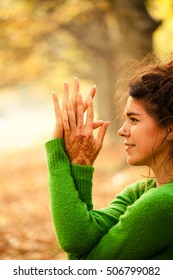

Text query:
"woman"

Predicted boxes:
[[45, 59, 173, 259]]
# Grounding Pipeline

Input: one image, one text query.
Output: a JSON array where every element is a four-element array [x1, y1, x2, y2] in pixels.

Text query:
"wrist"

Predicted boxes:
[[52, 125, 64, 138], [71, 157, 94, 166]]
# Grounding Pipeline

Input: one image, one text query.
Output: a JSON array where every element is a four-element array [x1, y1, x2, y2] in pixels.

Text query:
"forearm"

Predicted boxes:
[[70, 164, 94, 210], [45, 138, 140, 257], [47, 81, 114, 255], [45, 138, 116, 255], [45, 138, 70, 171]]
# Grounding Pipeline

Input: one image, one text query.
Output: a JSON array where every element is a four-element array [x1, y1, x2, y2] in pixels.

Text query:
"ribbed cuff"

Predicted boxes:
[[71, 164, 94, 210], [45, 138, 70, 172]]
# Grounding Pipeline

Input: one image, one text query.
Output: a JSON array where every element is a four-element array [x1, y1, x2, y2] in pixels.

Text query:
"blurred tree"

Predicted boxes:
[[59, 0, 160, 130], [0, 0, 160, 133], [147, 0, 173, 59]]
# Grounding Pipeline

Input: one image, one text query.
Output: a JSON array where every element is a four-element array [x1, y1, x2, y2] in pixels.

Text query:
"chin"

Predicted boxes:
[[127, 156, 144, 166]]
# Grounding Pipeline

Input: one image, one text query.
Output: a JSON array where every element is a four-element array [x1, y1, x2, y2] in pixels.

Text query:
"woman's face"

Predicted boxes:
[[117, 96, 169, 168]]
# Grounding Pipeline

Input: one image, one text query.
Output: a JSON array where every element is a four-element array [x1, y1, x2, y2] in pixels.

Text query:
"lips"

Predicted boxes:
[[124, 143, 136, 151]]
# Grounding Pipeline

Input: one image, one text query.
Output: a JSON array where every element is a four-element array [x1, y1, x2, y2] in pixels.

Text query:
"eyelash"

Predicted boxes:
[[130, 117, 138, 123]]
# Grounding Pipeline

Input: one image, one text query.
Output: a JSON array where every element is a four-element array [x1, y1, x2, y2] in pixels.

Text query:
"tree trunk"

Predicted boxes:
[[61, 0, 160, 135]]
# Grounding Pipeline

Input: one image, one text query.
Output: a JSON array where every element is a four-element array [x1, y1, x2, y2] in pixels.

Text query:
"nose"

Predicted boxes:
[[117, 123, 129, 137]]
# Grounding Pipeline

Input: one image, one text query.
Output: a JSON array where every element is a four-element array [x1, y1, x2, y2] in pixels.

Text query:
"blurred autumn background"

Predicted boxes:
[[0, 0, 173, 260]]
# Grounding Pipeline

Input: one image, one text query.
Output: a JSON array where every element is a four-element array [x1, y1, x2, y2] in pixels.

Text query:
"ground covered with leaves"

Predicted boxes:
[[0, 140, 145, 260]]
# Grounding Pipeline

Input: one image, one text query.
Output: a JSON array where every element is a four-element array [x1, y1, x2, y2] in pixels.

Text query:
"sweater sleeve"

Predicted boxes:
[[45, 138, 140, 256], [70, 164, 94, 210], [45, 138, 94, 209], [70, 184, 173, 260]]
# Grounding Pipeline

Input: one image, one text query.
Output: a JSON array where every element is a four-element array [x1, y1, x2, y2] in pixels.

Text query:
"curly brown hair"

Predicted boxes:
[[128, 56, 173, 170], [128, 58, 173, 129]]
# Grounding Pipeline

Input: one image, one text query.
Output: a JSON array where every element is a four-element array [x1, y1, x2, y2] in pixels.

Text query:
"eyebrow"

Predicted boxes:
[[124, 112, 141, 117]]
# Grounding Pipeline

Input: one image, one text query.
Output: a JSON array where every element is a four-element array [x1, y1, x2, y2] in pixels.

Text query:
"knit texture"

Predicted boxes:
[[45, 138, 173, 260]]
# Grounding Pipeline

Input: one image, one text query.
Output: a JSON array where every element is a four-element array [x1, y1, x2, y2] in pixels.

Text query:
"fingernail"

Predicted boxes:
[[64, 81, 68, 86], [51, 91, 57, 97], [88, 96, 92, 101]]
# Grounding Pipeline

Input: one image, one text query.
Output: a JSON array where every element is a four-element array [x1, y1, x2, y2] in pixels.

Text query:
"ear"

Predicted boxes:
[[166, 124, 173, 141]]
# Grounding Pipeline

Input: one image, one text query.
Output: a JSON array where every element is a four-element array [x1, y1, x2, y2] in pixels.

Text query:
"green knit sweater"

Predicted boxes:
[[45, 138, 173, 260]]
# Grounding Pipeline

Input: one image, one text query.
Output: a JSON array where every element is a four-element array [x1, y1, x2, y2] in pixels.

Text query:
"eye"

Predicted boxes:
[[130, 117, 138, 123]]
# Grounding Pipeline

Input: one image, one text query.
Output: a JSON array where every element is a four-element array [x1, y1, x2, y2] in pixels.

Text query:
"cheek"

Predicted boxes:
[[141, 139, 155, 151], [133, 129, 157, 156], [135, 125, 157, 146], [136, 129, 166, 158]]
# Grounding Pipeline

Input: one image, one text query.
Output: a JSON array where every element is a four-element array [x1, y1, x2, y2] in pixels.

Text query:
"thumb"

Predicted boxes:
[[96, 121, 110, 146], [93, 120, 104, 129]]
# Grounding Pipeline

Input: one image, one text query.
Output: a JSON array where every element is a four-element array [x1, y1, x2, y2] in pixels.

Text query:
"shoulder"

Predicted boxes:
[[119, 178, 156, 198], [146, 181, 173, 206], [117, 182, 173, 231], [110, 178, 156, 208], [130, 181, 173, 217]]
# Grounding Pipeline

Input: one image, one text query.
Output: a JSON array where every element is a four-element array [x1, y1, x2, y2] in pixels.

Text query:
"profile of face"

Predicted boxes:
[[117, 97, 171, 169]]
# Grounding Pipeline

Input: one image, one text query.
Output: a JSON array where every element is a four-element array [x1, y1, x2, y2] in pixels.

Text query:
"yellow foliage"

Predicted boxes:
[[0, 0, 173, 87], [147, 0, 173, 59]]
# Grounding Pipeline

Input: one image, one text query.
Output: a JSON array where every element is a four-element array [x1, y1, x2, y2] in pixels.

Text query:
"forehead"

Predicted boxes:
[[124, 96, 147, 116]]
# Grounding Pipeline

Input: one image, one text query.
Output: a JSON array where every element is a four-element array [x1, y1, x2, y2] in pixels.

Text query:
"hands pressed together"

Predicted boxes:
[[52, 77, 110, 166]]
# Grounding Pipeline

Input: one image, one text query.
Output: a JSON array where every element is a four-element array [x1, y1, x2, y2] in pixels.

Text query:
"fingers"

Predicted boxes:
[[63, 109, 70, 137], [85, 96, 94, 131], [52, 91, 62, 123], [62, 79, 98, 135], [66, 99, 76, 131], [93, 120, 104, 129], [64, 78, 96, 114], [52, 91, 63, 138], [62, 82, 69, 113], [76, 93, 84, 130], [96, 121, 110, 146], [83, 85, 96, 112], [64, 94, 84, 134], [72, 77, 79, 115], [72, 77, 79, 98]]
